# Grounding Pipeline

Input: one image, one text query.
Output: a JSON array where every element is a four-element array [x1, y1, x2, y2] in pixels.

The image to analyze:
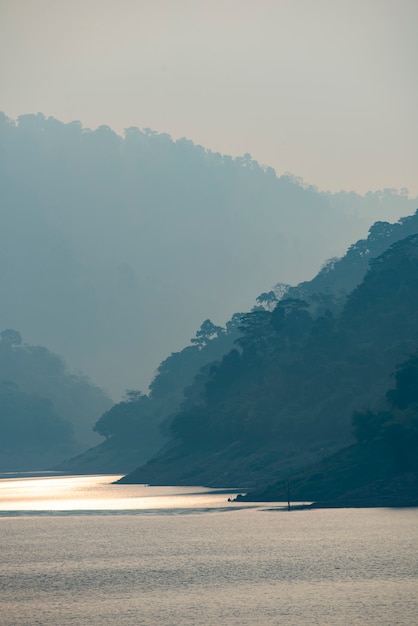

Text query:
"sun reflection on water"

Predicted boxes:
[[0, 474, 243, 513]]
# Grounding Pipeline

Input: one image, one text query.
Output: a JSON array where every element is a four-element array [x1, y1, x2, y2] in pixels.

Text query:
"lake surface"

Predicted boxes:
[[0, 474, 417, 625]]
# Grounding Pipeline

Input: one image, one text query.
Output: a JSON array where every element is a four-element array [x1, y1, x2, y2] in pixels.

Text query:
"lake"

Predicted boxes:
[[0, 474, 417, 625]]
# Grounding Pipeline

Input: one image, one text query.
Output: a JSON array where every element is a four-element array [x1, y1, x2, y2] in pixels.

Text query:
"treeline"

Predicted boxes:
[[58, 317, 244, 474], [169, 235, 418, 451], [1, 111, 416, 398], [118, 211, 418, 490], [0, 329, 111, 471]]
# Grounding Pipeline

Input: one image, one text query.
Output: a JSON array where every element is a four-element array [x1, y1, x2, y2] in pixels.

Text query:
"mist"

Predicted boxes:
[[0, 112, 416, 397]]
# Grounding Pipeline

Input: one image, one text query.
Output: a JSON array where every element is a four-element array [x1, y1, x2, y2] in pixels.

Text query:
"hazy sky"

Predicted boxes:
[[1, 0, 417, 195]]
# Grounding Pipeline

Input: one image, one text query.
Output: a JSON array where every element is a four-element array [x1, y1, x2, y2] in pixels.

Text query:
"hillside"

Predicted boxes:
[[0, 330, 111, 470], [287, 212, 418, 314], [238, 350, 418, 507], [63, 210, 418, 477], [56, 318, 242, 474], [238, 443, 418, 508], [119, 230, 418, 490], [1, 112, 416, 397]]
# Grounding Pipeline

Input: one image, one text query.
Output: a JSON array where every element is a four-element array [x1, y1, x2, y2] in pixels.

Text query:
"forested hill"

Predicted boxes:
[[239, 344, 418, 507], [0, 330, 111, 471], [119, 227, 418, 489], [57, 317, 243, 474], [1, 112, 416, 397], [62, 209, 418, 477], [285, 211, 418, 314]]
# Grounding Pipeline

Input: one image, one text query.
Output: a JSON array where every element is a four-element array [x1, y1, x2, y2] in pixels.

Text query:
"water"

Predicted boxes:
[[0, 475, 417, 625]]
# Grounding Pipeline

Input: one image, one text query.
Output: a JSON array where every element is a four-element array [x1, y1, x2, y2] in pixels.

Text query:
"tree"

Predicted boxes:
[[271, 298, 312, 342], [0, 329, 22, 346], [235, 310, 272, 352], [124, 389, 144, 403], [191, 319, 225, 349], [93, 392, 149, 440], [255, 291, 278, 311]]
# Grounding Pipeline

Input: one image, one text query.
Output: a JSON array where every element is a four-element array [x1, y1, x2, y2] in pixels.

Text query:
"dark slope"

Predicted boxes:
[[119, 232, 418, 488], [1, 112, 416, 397], [286, 210, 418, 315], [57, 318, 242, 473], [238, 347, 418, 507], [237, 441, 418, 507], [0, 331, 111, 470]]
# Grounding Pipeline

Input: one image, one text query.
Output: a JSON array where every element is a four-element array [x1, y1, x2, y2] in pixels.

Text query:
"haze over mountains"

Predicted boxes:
[[1, 112, 417, 398], [0, 328, 111, 471], [119, 216, 418, 506]]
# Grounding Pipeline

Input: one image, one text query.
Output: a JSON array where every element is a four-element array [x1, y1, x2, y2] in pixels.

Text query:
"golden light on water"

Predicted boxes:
[[0, 475, 242, 512]]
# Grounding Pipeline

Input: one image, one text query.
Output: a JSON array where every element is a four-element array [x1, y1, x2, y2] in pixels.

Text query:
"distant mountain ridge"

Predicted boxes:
[[1, 111, 416, 397], [0, 330, 111, 471], [58, 209, 418, 477], [56, 317, 242, 474], [118, 216, 418, 492], [286, 211, 418, 315]]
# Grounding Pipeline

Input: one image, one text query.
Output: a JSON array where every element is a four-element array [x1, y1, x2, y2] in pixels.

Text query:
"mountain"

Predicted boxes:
[[1, 112, 417, 398], [0, 330, 111, 470], [285, 211, 418, 314], [238, 349, 418, 507], [118, 224, 418, 491], [56, 317, 243, 474]]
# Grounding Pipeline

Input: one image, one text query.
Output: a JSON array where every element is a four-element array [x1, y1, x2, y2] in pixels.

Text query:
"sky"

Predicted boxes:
[[1, 0, 418, 196]]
